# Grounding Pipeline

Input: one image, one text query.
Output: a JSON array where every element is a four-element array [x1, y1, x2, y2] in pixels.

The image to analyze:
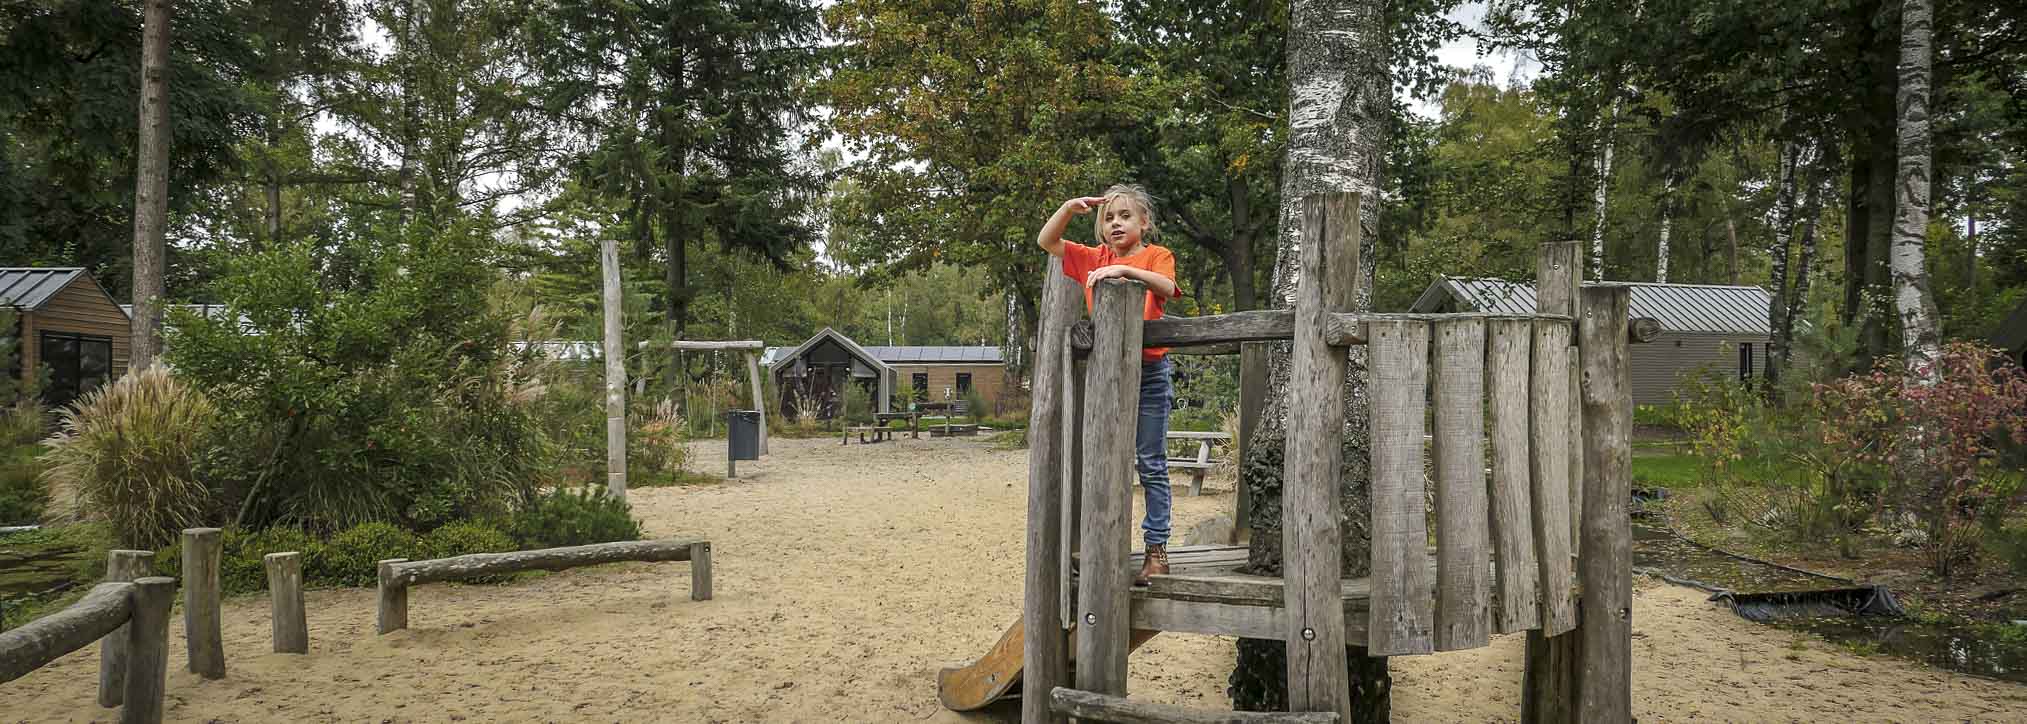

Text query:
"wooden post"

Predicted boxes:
[[1074, 278, 1143, 698], [1367, 319, 1432, 657], [1284, 192, 1359, 717], [689, 541, 714, 601], [1235, 341, 1267, 544], [376, 558, 409, 634], [1059, 335, 1085, 632], [1432, 318, 1489, 651], [1522, 240, 1583, 722], [745, 351, 769, 455], [182, 527, 225, 679], [1577, 286, 1633, 722], [1023, 258, 1078, 724], [601, 237, 627, 501], [265, 552, 308, 654], [1485, 320, 1540, 634], [98, 549, 151, 707], [121, 576, 174, 724]]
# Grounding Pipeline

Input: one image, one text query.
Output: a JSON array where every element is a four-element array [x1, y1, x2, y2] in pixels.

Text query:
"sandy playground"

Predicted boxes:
[[8, 435, 2027, 722]]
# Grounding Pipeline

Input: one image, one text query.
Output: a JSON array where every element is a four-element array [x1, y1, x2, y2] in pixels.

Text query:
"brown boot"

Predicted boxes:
[[1135, 544, 1169, 587]]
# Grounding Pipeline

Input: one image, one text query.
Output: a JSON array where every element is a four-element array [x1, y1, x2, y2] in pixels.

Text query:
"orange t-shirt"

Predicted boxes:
[[1059, 241, 1180, 363]]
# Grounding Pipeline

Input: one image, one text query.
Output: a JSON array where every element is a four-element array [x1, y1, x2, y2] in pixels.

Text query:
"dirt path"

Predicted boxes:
[[8, 436, 2025, 722]]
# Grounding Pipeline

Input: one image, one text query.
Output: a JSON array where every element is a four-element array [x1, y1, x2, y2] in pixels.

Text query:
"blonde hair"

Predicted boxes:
[[1092, 183, 1159, 244]]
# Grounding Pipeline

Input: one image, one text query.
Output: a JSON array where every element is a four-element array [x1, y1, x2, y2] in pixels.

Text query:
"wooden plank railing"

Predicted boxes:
[[0, 577, 176, 724], [376, 539, 713, 634], [1068, 310, 1658, 354], [1050, 687, 1341, 724]]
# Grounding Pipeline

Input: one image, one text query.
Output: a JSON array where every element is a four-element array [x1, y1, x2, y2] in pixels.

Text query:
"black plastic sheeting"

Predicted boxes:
[[1709, 585, 1907, 623]]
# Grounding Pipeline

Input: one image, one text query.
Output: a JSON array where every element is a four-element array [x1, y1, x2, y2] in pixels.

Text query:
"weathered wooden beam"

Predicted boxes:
[[182, 527, 225, 679], [376, 558, 409, 635], [0, 582, 133, 684], [388, 539, 705, 587], [1432, 319, 1490, 651], [98, 550, 151, 706], [1075, 278, 1143, 699], [1284, 192, 1359, 716], [1049, 687, 1341, 724], [1529, 320, 1578, 636], [265, 552, 308, 654], [1065, 310, 1654, 353], [1484, 320, 1540, 634], [1023, 259, 1079, 724], [647, 340, 765, 351], [1059, 332, 1084, 632], [689, 542, 713, 602], [1367, 318, 1433, 656], [1577, 286, 1634, 722], [1236, 342, 1267, 545], [1522, 239, 1583, 722], [121, 576, 175, 724]]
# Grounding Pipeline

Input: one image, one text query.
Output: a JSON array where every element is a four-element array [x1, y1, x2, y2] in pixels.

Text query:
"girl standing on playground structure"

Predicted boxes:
[[1035, 184, 1180, 587]]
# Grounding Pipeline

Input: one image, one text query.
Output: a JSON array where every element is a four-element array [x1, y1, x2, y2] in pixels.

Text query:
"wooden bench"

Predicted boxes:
[[875, 412, 923, 439], [1164, 431, 1231, 496], [376, 539, 711, 634], [846, 424, 892, 444]]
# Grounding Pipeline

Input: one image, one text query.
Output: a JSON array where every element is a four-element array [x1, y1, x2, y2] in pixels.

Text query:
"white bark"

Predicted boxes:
[[1654, 174, 1676, 284], [601, 237, 627, 499], [1891, 0, 1942, 383], [1590, 100, 1620, 280]]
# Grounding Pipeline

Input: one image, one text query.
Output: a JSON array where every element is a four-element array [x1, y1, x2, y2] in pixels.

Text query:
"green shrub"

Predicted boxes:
[[842, 381, 874, 425], [155, 526, 325, 595], [0, 443, 43, 526], [39, 366, 218, 548], [507, 487, 642, 549], [320, 522, 420, 587], [423, 520, 516, 559]]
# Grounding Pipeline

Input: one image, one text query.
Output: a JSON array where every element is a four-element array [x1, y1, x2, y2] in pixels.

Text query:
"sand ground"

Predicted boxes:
[[8, 436, 2027, 722]]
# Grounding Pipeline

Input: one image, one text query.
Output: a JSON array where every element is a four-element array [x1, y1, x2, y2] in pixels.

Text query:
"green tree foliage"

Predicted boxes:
[[0, 0, 259, 295], [529, 0, 823, 337]]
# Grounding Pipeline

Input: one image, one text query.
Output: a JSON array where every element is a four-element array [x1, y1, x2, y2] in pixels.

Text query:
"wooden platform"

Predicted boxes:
[[1074, 544, 1374, 644]]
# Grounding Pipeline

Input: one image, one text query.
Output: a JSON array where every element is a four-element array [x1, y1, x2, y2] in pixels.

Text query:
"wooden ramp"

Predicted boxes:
[[936, 619, 1161, 711]]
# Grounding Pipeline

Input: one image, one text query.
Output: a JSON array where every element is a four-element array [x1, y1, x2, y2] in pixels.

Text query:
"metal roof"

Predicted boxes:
[[1412, 277, 1772, 336], [0, 268, 86, 310], [862, 345, 1003, 364]]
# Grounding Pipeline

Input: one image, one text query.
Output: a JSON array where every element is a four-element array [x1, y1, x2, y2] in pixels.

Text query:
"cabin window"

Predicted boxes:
[[955, 373, 972, 393], [40, 331, 112, 408], [911, 373, 928, 395], [1738, 342, 1755, 380]]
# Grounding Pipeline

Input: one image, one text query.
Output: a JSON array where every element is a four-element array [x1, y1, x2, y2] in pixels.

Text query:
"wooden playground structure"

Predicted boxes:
[[944, 193, 1636, 722]]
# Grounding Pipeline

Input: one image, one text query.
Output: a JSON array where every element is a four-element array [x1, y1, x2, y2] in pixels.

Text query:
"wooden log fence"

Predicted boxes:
[[376, 539, 713, 634], [0, 577, 177, 724], [182, 527, 225, 679], [1050, 687, 1341, 724], [265, 552, 308, 654], [1069, 310, 1660, 353], [98, 549, 151, 706]]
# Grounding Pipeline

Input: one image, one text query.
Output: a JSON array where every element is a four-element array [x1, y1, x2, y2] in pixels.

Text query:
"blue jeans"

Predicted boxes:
[[1135, 358, 1173, 547]]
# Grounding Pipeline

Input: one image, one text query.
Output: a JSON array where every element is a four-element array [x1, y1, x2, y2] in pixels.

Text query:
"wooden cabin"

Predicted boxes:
[[1411, 277, 1772, 406], [1, 268, 131, 408], [763, 328, 1008, 419]]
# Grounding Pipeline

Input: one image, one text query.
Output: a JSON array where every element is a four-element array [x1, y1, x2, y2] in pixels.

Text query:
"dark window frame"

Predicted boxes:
[[911, 373, 929, 394], [39, 330, 112, 408], [955, 372, 972, 393], [1738, 342, 1755, 380]]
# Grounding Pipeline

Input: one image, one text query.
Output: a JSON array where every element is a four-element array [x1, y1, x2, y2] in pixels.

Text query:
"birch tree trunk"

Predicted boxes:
[[1766, 143, 1799, 393], [1590, 101, 1619, 281], [601, 237, 627, 500], [1654, 173, 1677, 284], [129, 0, 173, 370], [1230, 0, 1388, 718], [1891, 0, 1941, 382]]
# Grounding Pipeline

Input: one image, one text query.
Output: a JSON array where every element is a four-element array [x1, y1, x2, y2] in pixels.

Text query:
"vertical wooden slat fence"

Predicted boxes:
[[1432, 318, 1490, 651], [1577, 286, 1634, 721], [1072, 278, 1143, 698], [1485, 320, 1540, 634], [1022, 257, 1079, 724], [1367, 318, 1432, 657]]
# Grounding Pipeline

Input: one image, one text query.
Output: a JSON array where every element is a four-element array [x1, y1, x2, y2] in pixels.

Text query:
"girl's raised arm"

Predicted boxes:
[[1036, 196, 1109, 257]]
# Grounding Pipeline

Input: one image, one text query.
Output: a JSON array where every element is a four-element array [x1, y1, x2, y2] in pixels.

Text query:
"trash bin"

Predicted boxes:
[[725, 410, 760, 461]]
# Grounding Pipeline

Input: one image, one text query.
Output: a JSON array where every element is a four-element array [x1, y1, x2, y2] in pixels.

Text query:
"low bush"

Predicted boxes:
[[320, 522, 420, 587], [423, 520, 517, 559], [506, 486, 642, 549], [0, 443, 43, 526]]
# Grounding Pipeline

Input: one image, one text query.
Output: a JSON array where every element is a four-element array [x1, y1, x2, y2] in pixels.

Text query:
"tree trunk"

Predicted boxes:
[[129, 0, 173, 371], [1590, 101, 1619, 281], [1766, 142, 1801, 393], [1230, 0, 1390, 719], [1784, 148, 1831, 368], [1890, 0, 1941, 381], [1654, 172, 1677, 284], [601, 237, 627, 500]]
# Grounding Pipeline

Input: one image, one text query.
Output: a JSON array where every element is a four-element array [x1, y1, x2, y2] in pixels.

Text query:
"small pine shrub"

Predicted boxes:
[[39, 365, 218, 548], [507, 486, 642, 549], [320, 522, 420, 587]]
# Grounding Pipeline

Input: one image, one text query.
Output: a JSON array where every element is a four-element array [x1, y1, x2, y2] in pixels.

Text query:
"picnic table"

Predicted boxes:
[[1165, 430, 1231, 496]]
